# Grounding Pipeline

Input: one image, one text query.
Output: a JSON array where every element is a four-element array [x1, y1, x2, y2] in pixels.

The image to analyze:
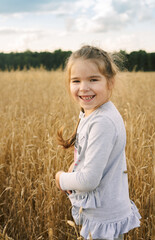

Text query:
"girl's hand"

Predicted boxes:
[[55, 163, 74, 195], [55, 171, 64, 191]]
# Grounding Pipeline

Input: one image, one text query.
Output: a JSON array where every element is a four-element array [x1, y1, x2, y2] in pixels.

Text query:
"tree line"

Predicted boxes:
[[0, 49, 154, 71]]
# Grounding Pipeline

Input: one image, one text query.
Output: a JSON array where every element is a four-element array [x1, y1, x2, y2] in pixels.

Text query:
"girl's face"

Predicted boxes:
[[70, 59, 113, 117]]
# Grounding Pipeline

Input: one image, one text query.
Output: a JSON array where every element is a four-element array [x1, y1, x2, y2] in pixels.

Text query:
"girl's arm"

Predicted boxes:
[[55, 161, 74, 192], [55, 171, 64, 191], [59, 116, 118, 192]]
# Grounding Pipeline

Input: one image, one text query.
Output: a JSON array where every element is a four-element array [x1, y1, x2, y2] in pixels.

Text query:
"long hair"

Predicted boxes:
[[57, 45, 119, 148], [57, 118, 80, 149]]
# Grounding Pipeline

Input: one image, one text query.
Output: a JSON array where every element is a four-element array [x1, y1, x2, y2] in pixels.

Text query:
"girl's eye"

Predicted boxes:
[[71, 80, 80, 83], [90, 79, 98, 82]]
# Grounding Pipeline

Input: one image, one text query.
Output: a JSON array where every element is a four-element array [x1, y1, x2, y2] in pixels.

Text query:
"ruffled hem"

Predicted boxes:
[[72, 201, 141, 240]]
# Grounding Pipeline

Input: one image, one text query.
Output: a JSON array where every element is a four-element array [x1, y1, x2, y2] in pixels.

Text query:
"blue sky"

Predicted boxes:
[[0, 0, 154, 53]]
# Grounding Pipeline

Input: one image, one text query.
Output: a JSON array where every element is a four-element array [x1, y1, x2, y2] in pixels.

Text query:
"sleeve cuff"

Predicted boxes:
[[59, 172, 67, 191]]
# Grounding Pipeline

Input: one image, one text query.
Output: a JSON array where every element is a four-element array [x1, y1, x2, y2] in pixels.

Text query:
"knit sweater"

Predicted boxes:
[[60, 101, 141, 240]]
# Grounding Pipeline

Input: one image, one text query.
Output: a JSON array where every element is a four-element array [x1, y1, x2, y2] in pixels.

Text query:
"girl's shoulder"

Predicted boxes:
[[87, 102, 125, 135], [78, 101, 125, 134], [92, 101, 123, 124]]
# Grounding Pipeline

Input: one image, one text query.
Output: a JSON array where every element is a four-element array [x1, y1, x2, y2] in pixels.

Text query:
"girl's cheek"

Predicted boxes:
[[70, 85, 77, 96]]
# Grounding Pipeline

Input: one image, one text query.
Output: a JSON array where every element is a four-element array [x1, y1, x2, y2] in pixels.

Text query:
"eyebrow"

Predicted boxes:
[[88, 75, 102, 79], [71, 75, 102, 80], [71, 77, 79, 80]]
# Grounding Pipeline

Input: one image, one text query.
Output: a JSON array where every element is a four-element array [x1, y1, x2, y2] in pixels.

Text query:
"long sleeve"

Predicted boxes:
[[60, 116, 117, 192]]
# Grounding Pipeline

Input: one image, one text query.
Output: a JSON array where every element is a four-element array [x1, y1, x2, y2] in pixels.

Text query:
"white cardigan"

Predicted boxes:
[[60, 101, 141, 239]]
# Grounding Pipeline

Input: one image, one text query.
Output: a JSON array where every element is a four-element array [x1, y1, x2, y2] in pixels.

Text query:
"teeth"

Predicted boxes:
[[81, 96, 94, 100]]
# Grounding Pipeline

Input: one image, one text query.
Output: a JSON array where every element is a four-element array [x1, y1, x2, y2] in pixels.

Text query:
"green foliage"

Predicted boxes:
[[118, 50, 155, 72], [0, 49, 72, 71], [0, 49, 154, 71]]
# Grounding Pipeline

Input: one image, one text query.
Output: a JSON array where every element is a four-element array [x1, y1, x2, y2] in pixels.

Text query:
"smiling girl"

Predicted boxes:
[[55, 45, 141, 240]]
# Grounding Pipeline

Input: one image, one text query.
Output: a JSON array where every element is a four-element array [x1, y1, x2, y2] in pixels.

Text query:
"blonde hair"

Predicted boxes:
[[58, 45, 119, 148]]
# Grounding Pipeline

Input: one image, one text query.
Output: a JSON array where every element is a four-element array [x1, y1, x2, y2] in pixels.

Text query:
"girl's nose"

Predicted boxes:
[[80, 81, 90, 91]]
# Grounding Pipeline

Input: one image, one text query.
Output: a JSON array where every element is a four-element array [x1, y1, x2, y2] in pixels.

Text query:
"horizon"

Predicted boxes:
[[0, 48, 154, 54]]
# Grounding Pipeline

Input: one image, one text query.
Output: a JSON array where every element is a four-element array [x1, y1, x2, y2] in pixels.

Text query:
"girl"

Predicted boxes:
[[55, 45, 141, 240]]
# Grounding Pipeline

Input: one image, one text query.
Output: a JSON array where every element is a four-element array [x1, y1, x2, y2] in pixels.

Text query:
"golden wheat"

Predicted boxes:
[[0, 69, 154, 240]]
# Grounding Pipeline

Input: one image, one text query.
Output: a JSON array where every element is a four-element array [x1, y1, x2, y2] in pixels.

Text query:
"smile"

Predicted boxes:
[[79, 95, 95, 100]]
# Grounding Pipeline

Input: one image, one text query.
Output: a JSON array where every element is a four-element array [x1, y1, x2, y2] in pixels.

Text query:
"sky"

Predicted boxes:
[[0, 0, 155, 53]]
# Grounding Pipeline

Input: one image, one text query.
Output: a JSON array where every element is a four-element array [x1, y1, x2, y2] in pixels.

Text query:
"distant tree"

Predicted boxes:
[[0, 49, 154, 72], [0, 53, 5, 70], [147, 53, 155, 71], [127, 50, 151, 71]]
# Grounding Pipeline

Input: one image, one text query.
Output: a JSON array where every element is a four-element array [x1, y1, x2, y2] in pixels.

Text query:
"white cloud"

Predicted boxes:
[[75, 0, 95, 12], [65, 0, 155, 33], [0, 27, 47, 52], [65, 17, 76, 31], [40, 1, 73, 16], [93, 0, 114, 18], [46, 0, 95, 16], [1, 0, 154, 34], [0, 27, 43, 36]]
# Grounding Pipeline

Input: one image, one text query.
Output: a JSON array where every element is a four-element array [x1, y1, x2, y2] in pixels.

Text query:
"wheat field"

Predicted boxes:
[[0, 69, 154, 240]]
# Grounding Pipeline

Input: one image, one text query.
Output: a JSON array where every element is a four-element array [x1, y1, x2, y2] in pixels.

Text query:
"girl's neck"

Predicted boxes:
[[84, 100, 110, 117]]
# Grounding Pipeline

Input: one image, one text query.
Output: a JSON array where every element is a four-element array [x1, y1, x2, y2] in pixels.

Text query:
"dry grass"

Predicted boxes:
[[0, 69, 154, 240]]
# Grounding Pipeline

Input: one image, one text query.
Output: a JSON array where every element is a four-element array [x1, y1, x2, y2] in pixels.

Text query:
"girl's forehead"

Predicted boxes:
[[70, 58, 100, 73], [69, 58, 106, 80], [72, 58, 97, 66]]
